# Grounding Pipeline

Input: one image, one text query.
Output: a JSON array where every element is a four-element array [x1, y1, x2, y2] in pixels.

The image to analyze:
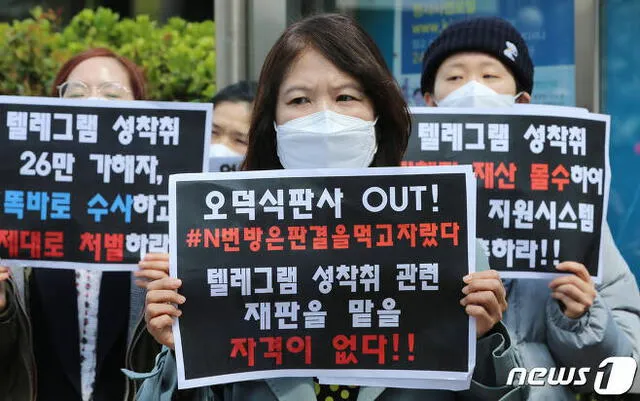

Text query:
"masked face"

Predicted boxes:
[[427, 52, 530, 108], [209, 143, 243, 158], [275, 110, 377, 169], [274, 48, 377, 169], [436, 80, 523, 108]]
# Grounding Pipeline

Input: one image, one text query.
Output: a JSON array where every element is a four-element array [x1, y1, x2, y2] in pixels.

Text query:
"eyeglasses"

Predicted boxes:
[[57, 80, 132, 100]]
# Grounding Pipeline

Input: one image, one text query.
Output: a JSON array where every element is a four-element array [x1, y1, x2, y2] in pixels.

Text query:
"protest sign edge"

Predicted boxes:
[[464, 166, 477, 377], [0, 259, 137, 271], [169, 173, 189, 388], [596, 114, 611, 285], [167, 165, 473, 184], [178, 368, 472, 390], [0, 94, 214, 112], [317, 372, 473, 391], [408, 105, 607, 120], [201, 106, 213, 173]]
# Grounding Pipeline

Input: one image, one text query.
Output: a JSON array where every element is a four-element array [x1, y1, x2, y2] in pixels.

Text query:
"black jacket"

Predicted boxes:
[[29, 268, 131, 401]]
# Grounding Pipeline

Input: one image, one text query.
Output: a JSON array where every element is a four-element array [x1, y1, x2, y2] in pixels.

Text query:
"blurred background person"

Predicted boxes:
[[208, 80, 257, 171]]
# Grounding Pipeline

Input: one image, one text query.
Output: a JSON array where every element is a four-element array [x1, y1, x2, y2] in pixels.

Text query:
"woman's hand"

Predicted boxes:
[[135, 253, 170, 289], [549, 261, 596, 319], [460, 270, 508, 337], [144, 277, 185, 349]]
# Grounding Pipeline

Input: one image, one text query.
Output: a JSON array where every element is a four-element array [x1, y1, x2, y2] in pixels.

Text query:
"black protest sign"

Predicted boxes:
[[0, 95, 211, 269], [403, 107, 610, 280], [170, 166, 476, 389]]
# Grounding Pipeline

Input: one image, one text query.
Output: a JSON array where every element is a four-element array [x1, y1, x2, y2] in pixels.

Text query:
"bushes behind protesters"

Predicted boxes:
[[0, 7, 215, 102]]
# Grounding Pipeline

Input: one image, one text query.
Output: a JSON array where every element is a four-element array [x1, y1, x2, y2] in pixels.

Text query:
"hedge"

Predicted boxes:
[[0, 7, 215, 101]]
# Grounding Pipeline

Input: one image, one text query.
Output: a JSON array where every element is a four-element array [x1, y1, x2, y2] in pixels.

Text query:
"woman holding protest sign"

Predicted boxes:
[[419, 17, 640, 399], [0, 47, 167, 401], [130, 13, 526, 401]]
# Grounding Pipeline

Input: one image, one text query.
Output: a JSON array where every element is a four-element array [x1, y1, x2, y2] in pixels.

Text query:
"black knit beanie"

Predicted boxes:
[[420, 17, 534, 96]]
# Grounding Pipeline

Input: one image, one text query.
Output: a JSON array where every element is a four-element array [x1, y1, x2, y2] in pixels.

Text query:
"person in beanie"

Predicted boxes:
[[421, 17, 532, 107], [420, 16, 640, 400]]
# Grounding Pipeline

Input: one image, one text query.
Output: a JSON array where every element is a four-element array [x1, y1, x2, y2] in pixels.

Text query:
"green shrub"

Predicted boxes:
[[0, 7, 215, 101]]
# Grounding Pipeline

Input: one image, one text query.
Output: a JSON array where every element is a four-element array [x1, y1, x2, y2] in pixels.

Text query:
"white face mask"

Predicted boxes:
[[275, 110, 378, 169], [209, 143, 243, 158], [436, 80, 522, 108]]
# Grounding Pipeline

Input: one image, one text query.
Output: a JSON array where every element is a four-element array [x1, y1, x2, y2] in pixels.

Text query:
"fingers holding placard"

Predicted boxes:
[[144, 277, 184, 349]]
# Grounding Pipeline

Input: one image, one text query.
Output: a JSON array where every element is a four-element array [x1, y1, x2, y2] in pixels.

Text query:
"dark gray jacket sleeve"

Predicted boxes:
[[0, 278, 19, 361], [545, 224, 640, 391], [458, 322, 529, 401], [0, 277, 35, 401], [457, 244, 528, 400]]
